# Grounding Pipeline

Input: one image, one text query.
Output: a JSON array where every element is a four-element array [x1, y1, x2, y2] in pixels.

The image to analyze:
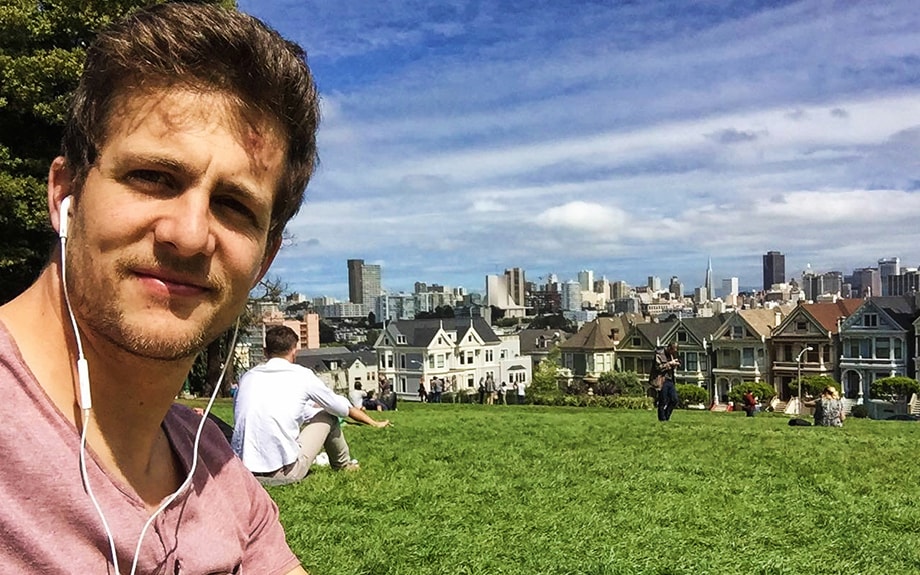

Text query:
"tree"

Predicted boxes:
[[531, 347, 562, 394], [871, 376, 920, 403], [0, 0, 234, 304]]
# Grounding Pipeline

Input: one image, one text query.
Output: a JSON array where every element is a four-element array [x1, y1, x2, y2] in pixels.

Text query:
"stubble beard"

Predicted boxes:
[[65, 253, 235, 362]]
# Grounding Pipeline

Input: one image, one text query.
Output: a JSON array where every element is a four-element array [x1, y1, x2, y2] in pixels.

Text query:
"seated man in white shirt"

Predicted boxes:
[[349, 382, 367, 409], [232, 325, 389, 486]]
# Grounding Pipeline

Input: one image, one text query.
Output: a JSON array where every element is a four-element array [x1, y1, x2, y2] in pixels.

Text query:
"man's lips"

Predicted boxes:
[[133, 269, 212, 297]]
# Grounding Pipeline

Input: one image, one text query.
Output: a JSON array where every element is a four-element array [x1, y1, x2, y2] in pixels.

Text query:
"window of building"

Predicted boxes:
[[436, 354, 445, 368], [795, 321, 808, 332], [681, 352, 698, 372], [741, 347, 754, 367], [428, 355, 435, 369], [732, 325, 744, 339], [485, 350, 493, 362], [467, 375, 474, 388], [894, 339, 903, 360], [875, 338, 890, 360], [397, 335, 407, 344], [632, 337, 641, 346], [400, 355, 406, 369], [386, 353, 393, 368], [863, 314, 878, 327], [399, 377, 406, 393], [676, 331, 688, 343], [500, 349, 508, 359]]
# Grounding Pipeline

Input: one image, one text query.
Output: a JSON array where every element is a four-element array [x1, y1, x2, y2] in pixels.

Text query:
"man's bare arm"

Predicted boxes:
[[347, 406, 389, 428]]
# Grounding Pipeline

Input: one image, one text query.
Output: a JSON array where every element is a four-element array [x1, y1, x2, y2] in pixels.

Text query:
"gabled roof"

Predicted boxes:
[[741, 307, 791, 337], [617, 321, 673, 351], [665, 315, 727, 346], [558, 318, 620, 351], [384, 318, 500, 347], [518, 329, 570, 354], [802, 299, 863, 333], [869, 296, 919, 330], [294, 348, 373, 373]]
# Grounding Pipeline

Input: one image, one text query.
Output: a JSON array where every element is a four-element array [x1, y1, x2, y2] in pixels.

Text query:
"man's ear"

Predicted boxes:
[[252, 236, 282, 289], [48, 157, 74, 236]]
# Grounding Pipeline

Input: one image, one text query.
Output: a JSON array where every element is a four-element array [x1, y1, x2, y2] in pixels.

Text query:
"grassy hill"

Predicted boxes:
[[199, 400, 920, 574]]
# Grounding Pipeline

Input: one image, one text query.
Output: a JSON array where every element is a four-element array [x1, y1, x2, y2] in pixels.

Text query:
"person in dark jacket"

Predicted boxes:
[[653, 343, 680, 421]]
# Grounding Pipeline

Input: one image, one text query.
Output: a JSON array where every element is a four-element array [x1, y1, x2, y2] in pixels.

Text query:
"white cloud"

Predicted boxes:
[[535, 201, 628, 233]]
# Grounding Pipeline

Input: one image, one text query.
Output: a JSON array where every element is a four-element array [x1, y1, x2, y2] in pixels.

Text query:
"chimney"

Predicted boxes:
[[775, 311, 782, 326]]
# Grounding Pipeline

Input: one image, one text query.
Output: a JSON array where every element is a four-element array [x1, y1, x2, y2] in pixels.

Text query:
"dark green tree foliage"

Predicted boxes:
[[596, 370, 645, 397], [793, 375, 840, 398], [871, 376, 920, 403], [0, 0, 233, 303], [727, 381, 777, 404]]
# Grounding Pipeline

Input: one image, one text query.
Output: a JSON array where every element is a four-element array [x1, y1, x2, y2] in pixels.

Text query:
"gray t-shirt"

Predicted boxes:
[[0, 321, 299, 574]]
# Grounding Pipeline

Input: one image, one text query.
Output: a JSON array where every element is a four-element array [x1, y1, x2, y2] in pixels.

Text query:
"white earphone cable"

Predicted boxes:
[[60, 203, 240, 573]]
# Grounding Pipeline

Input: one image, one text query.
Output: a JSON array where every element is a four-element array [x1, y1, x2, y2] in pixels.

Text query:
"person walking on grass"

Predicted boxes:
[[654, 342, 681, 421]]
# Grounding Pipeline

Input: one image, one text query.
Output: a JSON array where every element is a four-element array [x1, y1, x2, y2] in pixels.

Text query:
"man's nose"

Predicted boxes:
[[153, 192, 217, 257]]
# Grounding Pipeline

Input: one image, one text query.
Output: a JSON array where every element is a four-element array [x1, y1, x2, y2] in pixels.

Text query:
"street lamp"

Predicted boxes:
[[796, 346, 813, 413]]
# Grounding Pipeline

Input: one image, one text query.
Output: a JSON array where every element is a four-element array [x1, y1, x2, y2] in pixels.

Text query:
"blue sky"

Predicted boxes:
[[238, 0, 920, 299]]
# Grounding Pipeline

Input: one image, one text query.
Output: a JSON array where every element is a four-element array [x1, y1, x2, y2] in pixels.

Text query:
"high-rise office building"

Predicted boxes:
[[669, 276, 683, 299], [647, 276, 661, 292], [721, 277, 739, 299], [763, 251, 785, 290], [850, 267, 881, 298], [347, 259, 381, 311], [504, 267, 526, 306], [878, 257, 900, 296], [577, 270, 594, 292]]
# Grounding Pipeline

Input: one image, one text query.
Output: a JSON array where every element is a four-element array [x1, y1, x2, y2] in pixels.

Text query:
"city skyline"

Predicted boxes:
[[239, 1, 920, 298]]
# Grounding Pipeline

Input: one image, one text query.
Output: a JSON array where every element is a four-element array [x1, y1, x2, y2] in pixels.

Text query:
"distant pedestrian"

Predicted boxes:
[[478, 378, 486, 404], [485, 376, 496, 405], [516, 381, 526, 405], [742, 390, 757, 417], [500, 382, 508, 405], [653, 343, 680, 421], [418, 380, 428, 403], [450, 375, 459, 403]]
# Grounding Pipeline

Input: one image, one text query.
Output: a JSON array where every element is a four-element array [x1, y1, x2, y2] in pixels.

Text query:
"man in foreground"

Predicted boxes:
[[232, 326, 389, 486], [0, 3, 322, 572]]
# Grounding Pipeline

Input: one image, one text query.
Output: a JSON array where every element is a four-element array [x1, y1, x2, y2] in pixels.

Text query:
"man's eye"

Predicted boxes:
[[129, 170, 174, 188], [215, 197, 259, 228]]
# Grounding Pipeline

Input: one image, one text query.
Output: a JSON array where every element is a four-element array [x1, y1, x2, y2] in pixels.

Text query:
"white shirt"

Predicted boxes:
[[232, 357, 351, 473], [348, 389, 367, 408]]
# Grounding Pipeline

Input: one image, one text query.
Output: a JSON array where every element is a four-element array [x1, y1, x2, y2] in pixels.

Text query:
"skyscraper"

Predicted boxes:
[[577, 270, 594, 292], [762, 251, 785, 290], [878, 257, 900, 296], [347, 259, 382, 311], [504, 267, 526, 306]]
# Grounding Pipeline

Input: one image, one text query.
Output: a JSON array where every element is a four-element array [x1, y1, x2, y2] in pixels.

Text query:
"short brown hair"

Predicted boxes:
[[264, 325, 299, 358], [61, 2, 319, 243]]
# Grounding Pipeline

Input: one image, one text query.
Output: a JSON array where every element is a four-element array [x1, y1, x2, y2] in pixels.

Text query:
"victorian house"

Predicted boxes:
[[374, 318, 530, 399], [557, 316, 637, 381], [769, 299, 862, 399], [838, 296, 918, 404], [709, 307, 791, 403]]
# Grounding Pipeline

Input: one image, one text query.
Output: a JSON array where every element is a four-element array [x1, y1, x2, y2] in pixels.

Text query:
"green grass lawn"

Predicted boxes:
[[199, 400, 920, 575]]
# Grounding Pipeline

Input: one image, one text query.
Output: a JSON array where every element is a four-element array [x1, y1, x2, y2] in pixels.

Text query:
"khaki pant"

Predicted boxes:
[[255, 411, 352, 486]]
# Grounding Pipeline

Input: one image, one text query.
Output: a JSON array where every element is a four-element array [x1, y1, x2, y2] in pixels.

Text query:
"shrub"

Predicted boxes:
[[727, 381, 777, 404], [595, 370, 646, 397], [850, 404, 869, 419], [675, 384, 708, 408], [870, 376, 920, 402], [793, 375, 840, 398]]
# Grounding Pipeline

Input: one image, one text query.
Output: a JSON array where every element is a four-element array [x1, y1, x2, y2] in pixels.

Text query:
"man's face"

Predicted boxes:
[[63, 89, 285, 361]]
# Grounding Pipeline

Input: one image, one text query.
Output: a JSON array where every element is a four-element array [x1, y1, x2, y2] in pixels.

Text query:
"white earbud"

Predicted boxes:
[[59, 195, 73, 239]]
